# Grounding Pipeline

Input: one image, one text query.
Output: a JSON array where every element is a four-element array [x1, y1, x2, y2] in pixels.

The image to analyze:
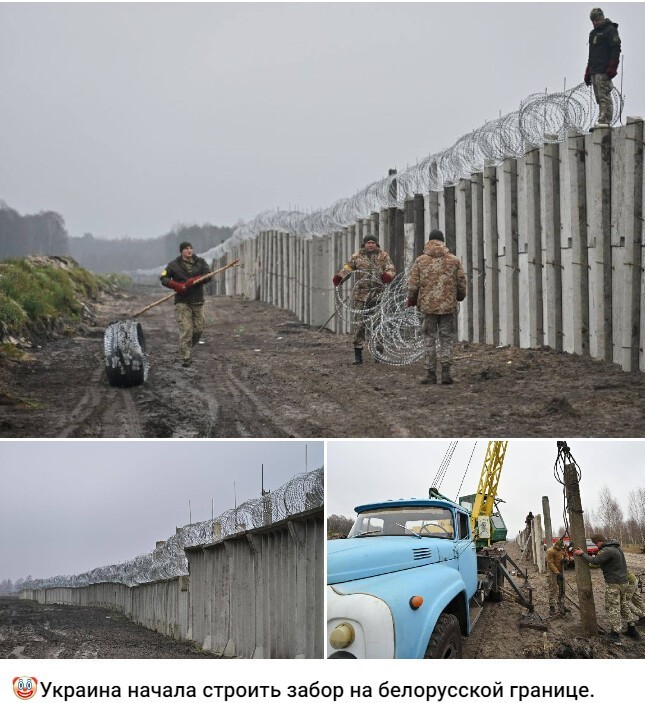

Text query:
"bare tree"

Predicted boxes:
[[597, 486, 624, 541], [628, 487, 645, 544]]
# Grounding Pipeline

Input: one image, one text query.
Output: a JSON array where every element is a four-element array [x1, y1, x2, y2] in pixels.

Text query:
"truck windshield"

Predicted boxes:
[[349, 507, 455, 539]]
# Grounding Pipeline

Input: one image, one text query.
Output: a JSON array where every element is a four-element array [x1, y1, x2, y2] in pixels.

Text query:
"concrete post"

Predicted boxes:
[[427, 191, 440, 237], [586, 128, 612, 361], [542, 496, 553, 545], [564, 461, 598, 636], [483, 164, 500, 346], [535, 514, 546, 573], [471, 173, 485, 343], [404, 198, 416, 271], [497, 158, 520, 347], [611, 117, 643, 371], [455, 178, 473, 341], [519, 147, 544, 347], [540, 142, 563, 351], [413, 194, 425, 261], [562, 131, 590, 355]]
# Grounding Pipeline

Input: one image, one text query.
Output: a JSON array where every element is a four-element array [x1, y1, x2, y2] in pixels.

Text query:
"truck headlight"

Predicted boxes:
[[329, 622, 355, 650]]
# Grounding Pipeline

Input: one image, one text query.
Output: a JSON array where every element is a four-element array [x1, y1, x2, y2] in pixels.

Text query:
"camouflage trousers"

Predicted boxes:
[[626, 581, 645, 619], [422, 313, 455, 370], [352, 298, 380, 349], [592, 73, 614, 124], [605, 582, 634, 632], [548, 573, 565, 607], [175, 302, 205, 362]]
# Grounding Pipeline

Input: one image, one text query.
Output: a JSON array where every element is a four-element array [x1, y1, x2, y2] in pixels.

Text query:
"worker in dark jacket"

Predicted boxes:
[[584, 8, 621, 127], [574, 533, 638, 645], [160, 242, 211, 367]]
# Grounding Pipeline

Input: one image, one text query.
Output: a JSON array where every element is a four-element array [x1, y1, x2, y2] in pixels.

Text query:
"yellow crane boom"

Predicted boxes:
[[470, 441, 508, 543]]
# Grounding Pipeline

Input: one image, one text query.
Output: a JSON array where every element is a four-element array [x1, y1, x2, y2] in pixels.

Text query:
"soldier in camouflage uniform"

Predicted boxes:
[[584, 8, 621, 127], [626, 570, 645, 622], [160, 242, 212, 367], [546, 539, 570, 615], [575, 533, 639, 644], [406, 230, 467, 385], [333, 234, 395, 365]]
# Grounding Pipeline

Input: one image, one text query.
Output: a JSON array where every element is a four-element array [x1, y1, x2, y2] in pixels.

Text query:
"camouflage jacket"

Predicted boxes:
[[160, 255, 211, 305], [337, 248, 395, 304], [407, 240, 467, 315], [546, 546, 566, 575]]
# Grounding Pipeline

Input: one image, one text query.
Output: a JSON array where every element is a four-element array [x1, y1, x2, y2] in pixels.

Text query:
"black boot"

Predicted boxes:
[[441, 363, 453, 385], [353, 348, 363, 365], [626, 624, 641, 640], [420, 369, 437, 385]]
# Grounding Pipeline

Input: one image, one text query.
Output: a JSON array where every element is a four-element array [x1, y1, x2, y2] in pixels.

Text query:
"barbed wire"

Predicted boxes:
[[334, 270, 424, 366], [199, 82, 622, 261], [15, 468, 323, 592]]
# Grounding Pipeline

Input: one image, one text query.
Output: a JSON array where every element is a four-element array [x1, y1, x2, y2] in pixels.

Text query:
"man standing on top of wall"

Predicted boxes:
[[584, 7, 621, 128], [160, 242, 212, 367], [333, 234, 395, 365]]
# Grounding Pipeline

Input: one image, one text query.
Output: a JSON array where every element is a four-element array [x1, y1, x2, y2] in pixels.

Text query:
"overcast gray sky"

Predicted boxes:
[[0, 440, 323, 583], [327, 439, 644, 536], [1, 3, 643, 241]]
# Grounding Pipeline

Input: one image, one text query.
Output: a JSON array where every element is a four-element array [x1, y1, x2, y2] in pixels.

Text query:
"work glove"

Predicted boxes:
[[332, 275, 343, 287], [584, 66, 591, 86], [185, 276, 202, 288], [606, 58, 619, 79], [406, 297, 417, 308], [380, 272, 393, 284], [167, 279, 188, 295]]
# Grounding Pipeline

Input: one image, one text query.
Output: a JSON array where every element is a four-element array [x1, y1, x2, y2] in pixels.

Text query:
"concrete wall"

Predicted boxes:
[[20, 508, 323, 659], [217, 122, 644, 371]]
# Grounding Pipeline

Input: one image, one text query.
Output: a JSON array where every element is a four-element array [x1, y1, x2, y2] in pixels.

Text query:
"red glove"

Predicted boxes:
[[406, 297, 417, 308], [606, 58, 619, 79], [185, 276, 202, 288], [380, 272, 393, 284], [584, 66, 591, 86], [167, 279, 188, 295], [332, 275, 343, 287]]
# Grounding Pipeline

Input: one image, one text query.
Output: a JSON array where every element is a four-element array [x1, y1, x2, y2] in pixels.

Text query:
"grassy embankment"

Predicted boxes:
[[0, 255, 128, 360]]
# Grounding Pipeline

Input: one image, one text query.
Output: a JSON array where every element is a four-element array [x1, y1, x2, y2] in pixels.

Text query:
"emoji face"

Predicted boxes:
[[13, 677, 38, 700]]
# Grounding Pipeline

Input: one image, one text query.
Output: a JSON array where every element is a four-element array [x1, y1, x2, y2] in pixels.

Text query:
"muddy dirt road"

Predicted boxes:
[[462, 543, 645, 659], [0, 288, 643, 437], [0, 597, 216, 659]]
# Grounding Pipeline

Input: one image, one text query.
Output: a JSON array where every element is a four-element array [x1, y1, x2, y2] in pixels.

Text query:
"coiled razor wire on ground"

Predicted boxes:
[[196, 82, 622, 260], [15, 468, 323, 592], [334, 270, 424, 366]]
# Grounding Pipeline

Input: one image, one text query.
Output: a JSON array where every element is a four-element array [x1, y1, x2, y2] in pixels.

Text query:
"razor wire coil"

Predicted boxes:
[[16, 468, 323, 591]]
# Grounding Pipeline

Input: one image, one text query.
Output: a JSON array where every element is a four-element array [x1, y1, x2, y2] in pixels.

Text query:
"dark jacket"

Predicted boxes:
[[160, 255, 211, 304], [587, 19, 621, 74], [579, 539, 628, 584]]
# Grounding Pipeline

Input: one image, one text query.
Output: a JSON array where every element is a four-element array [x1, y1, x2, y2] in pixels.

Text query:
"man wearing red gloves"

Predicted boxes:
[[406, 230, 467, 385], [584, 8, 621, 128], [332, 234, 395, 365], [160, 242, 212, 367]]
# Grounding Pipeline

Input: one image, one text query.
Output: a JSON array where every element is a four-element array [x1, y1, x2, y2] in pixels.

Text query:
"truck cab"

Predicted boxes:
[[327, 498, 478, 659]]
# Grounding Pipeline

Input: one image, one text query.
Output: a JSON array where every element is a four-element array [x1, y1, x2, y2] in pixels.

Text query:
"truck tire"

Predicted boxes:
[[423, 613, 462, 659]]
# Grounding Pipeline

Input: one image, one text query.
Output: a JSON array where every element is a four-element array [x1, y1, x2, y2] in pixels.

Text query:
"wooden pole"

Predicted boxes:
[[564, 462, 599, 636], [542, 496, 553, 544], [130, 260, 240, 318]]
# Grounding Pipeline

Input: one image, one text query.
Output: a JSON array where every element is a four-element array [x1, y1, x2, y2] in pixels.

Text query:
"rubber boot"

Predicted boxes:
[[441, 363, 453, 385], [353, 348, 363, 365], [420, 369, 437, 385], [626, 624, 641, 640], [558, 601, 570, 615]]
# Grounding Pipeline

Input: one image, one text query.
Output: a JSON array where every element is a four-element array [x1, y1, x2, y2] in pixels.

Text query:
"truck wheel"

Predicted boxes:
[[424, 613, 462, 659]]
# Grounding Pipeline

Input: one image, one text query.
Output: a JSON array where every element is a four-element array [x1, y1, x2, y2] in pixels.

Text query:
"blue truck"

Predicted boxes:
[[327, 495, 532, 659]]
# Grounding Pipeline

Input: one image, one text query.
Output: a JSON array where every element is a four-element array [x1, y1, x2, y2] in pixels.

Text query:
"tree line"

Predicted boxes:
[[0, 201, 233, 273]]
